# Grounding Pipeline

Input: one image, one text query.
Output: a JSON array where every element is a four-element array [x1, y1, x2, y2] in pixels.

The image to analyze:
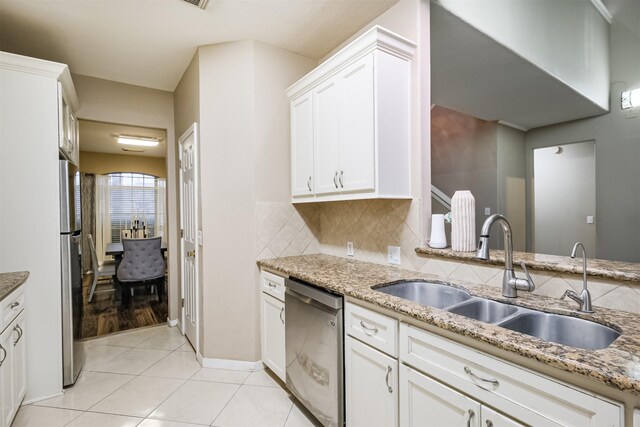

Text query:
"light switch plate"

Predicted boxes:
[[388, 246, 401, 265], [485, 207, 491, 216], [587, 216, 594, 224], [347, 241, 354, 257]]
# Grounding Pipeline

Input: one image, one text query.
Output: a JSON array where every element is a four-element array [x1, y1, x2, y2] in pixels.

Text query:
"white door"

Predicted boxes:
[[291, 93, 314, 197], [313, 78, 341, 195], [260, 292, 285, 381], [482, 406, 525, 427], [400, 364, 481, 427], [345, 336, 398, 427], [339, 53, 375, 193], [533, 141, 596, 257], [179, 123, 200, 352], [0, 325, 13, 427]]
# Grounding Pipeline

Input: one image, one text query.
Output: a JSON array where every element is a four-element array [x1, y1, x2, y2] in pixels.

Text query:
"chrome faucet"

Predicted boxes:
[[560, 242, 593, 313], [476, 214, 535, 298]]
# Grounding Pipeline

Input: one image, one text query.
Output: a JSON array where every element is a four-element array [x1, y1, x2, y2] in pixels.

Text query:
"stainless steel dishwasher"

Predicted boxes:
[[285, 277, 344, 427]]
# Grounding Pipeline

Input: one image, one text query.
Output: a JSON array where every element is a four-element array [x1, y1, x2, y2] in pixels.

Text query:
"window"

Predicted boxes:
[[107, 172, 166, 243]]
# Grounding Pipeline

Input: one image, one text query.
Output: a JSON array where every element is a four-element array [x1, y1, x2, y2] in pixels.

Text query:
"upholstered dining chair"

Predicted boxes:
[[117, 237, 166, 306], [88, 234, 116, 302]]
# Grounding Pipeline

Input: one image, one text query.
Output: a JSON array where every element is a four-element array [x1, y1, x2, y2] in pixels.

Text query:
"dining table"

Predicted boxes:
[[105, 241, 168, 306]]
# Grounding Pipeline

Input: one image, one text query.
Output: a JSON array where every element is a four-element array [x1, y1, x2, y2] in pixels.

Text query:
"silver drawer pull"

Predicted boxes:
[[267, 283, 277, 289], [339, 171, 344, 188], [359, 321, 378, 336], [464, 366, 499, 387], [13, 324, 22, 346], [486, 420, 494, 427], [333, 171, 339, 188], [10, 301, 19, 309], [280, 307, 285, 324], [307, 176, 312, 192], [385, 366, 393, 393], [466, 409, 475, 427], [0, 345, 5, 366]]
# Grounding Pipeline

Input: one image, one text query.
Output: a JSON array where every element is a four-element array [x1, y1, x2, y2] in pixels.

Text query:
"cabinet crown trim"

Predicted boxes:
[[286, 25, 416, 100], [0, 51, 79, 111]]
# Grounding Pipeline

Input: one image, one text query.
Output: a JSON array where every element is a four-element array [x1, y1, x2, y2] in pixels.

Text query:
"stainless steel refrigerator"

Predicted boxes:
[[59, 159, 85, 386]]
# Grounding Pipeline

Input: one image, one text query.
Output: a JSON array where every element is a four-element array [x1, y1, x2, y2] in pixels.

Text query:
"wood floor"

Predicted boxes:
[[80, 274, 168, 339]]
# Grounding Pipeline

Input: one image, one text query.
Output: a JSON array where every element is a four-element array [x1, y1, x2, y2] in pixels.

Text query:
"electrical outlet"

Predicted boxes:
[[347, 241, 355, 256], [485, 207, 491, 216], [587, 216, 594, 224], [388, 246, 401, 265]]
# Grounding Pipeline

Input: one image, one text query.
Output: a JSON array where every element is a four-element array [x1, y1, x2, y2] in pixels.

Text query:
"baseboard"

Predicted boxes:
[[198, 356, 263, 371], [23, 391, 63, 405], [167, 317, 178, 327]]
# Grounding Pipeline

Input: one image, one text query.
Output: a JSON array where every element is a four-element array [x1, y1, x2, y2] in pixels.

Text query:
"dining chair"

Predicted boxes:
[[88, 234, 116, 302], [117, 237, 166, 306]]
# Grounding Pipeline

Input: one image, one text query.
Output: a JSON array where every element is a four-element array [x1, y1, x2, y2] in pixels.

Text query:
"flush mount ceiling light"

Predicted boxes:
[[621, 88, 640, 110], [117, 135, 160, 147]]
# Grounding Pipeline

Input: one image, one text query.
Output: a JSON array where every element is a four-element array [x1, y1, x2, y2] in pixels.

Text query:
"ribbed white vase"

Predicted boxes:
[[451, 190, 476, 252]]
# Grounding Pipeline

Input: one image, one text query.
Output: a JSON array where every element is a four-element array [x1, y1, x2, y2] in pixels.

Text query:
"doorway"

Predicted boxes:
[[532, 141, 596, 257]]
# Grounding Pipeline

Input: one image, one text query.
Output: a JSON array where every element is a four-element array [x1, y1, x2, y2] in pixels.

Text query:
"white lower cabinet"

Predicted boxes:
[[260, 292, 285, 382], [345, 335, 398, 427], [482, 406, 525, 427], [0, 309, 25, 427]]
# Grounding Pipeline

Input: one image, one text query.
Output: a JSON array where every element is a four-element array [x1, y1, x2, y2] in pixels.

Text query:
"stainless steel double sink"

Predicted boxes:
[[376, 281, 620, 350]]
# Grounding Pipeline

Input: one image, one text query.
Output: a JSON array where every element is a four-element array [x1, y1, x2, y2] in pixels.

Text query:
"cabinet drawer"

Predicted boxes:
[[346, 302, 397, 357], [261, 271, 286, 302], [400, 324, 622, 427], [1, 287, 24, 333]]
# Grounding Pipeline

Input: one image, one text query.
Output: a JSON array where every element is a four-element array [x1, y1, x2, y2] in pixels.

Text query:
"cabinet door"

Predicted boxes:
[[345, 336, 398, 427], [400, 364, 481, 427], [482, 406, 525, 427], [0, 325, 14, 427], [261, 292, 285, 382], [57, 82, 66, 151], [291, 93, 314, 197], [339, 53, 375, 193], [12, 313, 26, 406], [313, 77, 341, 195]]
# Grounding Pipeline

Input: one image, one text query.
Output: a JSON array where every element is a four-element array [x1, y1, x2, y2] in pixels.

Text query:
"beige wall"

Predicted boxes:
[[73, 74, 180, 321], [79, 151, 167, 177]]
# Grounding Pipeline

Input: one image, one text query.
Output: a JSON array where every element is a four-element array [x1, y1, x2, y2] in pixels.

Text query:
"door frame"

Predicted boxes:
[[178, 122, 200, 355]]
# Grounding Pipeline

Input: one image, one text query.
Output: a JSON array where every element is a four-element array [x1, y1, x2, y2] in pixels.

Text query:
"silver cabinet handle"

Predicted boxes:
[[464, 366, 499, 387], [486, 420, 494, 427], [339, 170, 344, 188], [385, 366, 393, 393], [466, 409, 475, 427], [280, 307, 285, 324], [10, 302, 19, 309], [14, 324, 22, 346], [307, 176, 312, 192], [0, 345, 5, 366], [333, 171, 338, 188], [360, 321, 378, 336], [267, 283, 276, 289]]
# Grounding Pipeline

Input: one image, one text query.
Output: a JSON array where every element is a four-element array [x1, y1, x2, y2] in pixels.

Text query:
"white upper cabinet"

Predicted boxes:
[[287, 26, 415, 203], [291, 92, 314, 196]]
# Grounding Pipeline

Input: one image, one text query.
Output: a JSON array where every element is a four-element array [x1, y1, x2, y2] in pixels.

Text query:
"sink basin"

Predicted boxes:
[[498, 311, 620, 350], [448, 298, 519, 324], [376, 281, 472, 310]]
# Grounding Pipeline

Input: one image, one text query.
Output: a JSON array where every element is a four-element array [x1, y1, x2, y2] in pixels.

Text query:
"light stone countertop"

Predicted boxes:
[[258, 254, 640, 396], [0, 271, 29, 302], [415, 246, 640, 284]]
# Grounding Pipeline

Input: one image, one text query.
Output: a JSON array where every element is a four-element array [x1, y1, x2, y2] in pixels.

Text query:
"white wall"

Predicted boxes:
[[1, 64, 63, 402], [434, 0, 609, 110], [72, 75, 179, 320]]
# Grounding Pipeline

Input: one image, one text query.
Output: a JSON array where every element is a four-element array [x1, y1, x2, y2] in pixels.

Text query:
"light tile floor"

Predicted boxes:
[[17, 325, 320, 427]]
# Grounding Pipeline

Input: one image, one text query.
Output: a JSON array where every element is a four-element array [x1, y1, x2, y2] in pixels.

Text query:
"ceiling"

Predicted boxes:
[[0, 0, 397, 91], [80, 120, 167, 158]]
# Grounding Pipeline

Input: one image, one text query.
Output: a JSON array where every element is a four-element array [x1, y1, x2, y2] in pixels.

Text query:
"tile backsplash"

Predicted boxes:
[[256, 198, 640, 314]]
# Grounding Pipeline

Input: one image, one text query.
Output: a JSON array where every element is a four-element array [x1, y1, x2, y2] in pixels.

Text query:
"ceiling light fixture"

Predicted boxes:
[[621, 88, 640, 110], [117, 135, 160, 147]]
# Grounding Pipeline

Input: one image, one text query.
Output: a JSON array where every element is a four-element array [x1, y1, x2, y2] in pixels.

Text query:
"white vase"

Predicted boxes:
[[451, 190, 476, 252], [429, 214, 447, 249]]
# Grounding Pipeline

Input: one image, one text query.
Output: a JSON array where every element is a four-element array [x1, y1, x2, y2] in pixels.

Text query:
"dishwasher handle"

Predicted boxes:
[[285, 278, 343, 310]]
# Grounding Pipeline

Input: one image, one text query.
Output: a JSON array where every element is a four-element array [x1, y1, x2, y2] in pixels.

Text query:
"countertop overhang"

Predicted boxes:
[[258, 254, 640, 396], [0, 271, 29, 302]]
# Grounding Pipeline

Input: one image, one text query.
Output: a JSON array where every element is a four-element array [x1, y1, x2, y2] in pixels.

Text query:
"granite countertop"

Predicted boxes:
[[0, 271, 29, 302], [415, 246, 640, 283], [258, 254, 640, 396]]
